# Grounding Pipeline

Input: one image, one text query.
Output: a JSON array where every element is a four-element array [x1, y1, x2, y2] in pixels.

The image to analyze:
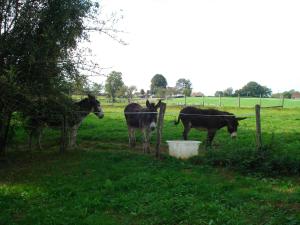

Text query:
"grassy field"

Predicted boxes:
[[2, 103, 300, 224], [165, 97, 300, 108], [78, 96, 300, 108], [1, 149, 300, 225], [10, 104, 300, 174]]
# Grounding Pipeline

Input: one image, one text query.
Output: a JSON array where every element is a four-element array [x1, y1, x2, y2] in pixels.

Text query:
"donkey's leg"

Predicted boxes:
[[128, 127, 135, 148], [205, 130, 216, 149], [146, 129, 151, 154], [132, 129, 136, 147], [142, 129, 147, 153], [183, 122, 191, 140], [142, 129, 150, 154]]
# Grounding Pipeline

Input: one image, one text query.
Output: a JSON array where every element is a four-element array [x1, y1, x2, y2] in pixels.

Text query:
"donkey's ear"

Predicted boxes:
[[146, 100, 150, 108], [155, 100, 162, 109], [237, 117, 247, 121]]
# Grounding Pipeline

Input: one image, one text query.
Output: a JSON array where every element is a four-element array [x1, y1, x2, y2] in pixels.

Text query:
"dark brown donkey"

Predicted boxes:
[[175, 106, 246, 147], [27, 94, 104, 150], [124, 100, 161, 153]]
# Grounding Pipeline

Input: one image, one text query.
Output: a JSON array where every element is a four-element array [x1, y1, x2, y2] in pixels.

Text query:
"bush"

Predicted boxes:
[[190, 146, 300, 176]]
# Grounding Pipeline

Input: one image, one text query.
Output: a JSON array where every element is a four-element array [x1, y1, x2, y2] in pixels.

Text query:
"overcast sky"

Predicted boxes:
[[86, 0, 300, 95]]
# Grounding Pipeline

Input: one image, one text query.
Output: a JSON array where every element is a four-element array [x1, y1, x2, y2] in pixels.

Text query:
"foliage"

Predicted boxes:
[[105, 71, 125, 102], [214, 91, 224, 97], [126, 85, 137, 101], [140, 89, 145, 96], [166, 87, 178, 97], [191, 92, 204, 97], [196, 147, 300, 176], [156, 87, 167, 98], [89, 82, 103, 96], [175, 78, 192, 97], [0, 0, 124, 155], [223, 87, 233, 97], [115, 85, 136, 100], [282, 90, 296, 99], [150, 74, 167, 94], [235, 81, 272, 97], [0, 0, 101, 154]]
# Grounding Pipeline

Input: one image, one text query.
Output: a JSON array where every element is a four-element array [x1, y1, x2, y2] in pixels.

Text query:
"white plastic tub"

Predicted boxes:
[[166, 140, 201, 159]]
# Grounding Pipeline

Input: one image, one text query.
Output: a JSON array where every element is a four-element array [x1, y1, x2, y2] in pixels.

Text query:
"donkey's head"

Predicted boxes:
[[144, 100, 161, 131], [88, 94, 104, 119], [225, 115, 246, 138]]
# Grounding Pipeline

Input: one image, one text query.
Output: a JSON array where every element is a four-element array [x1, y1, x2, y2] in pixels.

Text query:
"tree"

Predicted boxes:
[[282, 89, 295, 99], [126, 85, 137, 101], [175, 78, 192, 97], [166, 87, 177, 97], [156, 88, 167, 98], [237, 81, 272, 97], [105, 71, 125, 102], [215, 91, 224, 97], [140, 89, 145, 97], [0, 0, 103, 155], [90, 82, 103, 96], [150, 74, 167, 95], [192, 92, 204, 97], [223, 87, 233, 97]]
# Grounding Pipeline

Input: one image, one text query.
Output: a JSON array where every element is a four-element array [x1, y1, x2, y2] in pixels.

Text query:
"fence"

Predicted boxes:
[[2, 95, 299, 158], [86, 96, 300, 109], [3, 105, 265, 155]]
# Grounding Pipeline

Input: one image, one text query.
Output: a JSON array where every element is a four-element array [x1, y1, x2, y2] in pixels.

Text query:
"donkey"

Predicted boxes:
[[124, 100, 161, 153], [27, 94, 104, 150], [175, 106, 246, 147]]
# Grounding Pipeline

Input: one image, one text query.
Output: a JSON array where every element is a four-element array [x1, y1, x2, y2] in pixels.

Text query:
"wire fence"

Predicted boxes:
[[2, 97, 299, 154], [83, 95, 300, 109]]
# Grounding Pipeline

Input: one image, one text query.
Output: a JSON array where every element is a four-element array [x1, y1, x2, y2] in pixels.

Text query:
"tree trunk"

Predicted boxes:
[[0, 111, 12, 157]]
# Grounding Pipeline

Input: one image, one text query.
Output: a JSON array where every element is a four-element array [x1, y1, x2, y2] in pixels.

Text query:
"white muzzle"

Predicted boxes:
[[150, 122, 156, 131], [231, 132, 237, 138]]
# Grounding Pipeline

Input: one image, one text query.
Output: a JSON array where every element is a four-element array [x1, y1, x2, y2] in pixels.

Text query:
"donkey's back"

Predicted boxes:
[[124, 103, 143, 128]]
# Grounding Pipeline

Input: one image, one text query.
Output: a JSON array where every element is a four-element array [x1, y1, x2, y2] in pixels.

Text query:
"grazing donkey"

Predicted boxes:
[[124, 100, 161, 153], [175, 106, 246, 147], [28, 94, 104, 150]]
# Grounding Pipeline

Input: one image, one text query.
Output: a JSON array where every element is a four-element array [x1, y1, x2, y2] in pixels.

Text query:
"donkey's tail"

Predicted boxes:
[[174, 114, 181, 125]]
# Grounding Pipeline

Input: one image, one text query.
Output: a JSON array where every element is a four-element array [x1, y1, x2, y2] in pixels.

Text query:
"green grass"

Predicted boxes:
[[164, 97, 300, 108], [11, 105, 300, 174], [1, 149, 300, 225], [4, 104, 300, 224]]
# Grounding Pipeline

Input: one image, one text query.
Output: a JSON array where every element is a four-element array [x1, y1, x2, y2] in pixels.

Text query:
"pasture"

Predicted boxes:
[[2, 101, 300, 224], [89, 96, 300, 108]]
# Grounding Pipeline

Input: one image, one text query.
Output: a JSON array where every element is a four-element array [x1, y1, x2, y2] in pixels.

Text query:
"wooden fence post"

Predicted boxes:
[[238, 94, 240, 108], [219, 94, 221, 107], [281, 95, 285, 108], [255, 104, 262, 151], [156, 102, 167, 158], [202, 96, 205, 107], [259, 94, 262, 106]]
